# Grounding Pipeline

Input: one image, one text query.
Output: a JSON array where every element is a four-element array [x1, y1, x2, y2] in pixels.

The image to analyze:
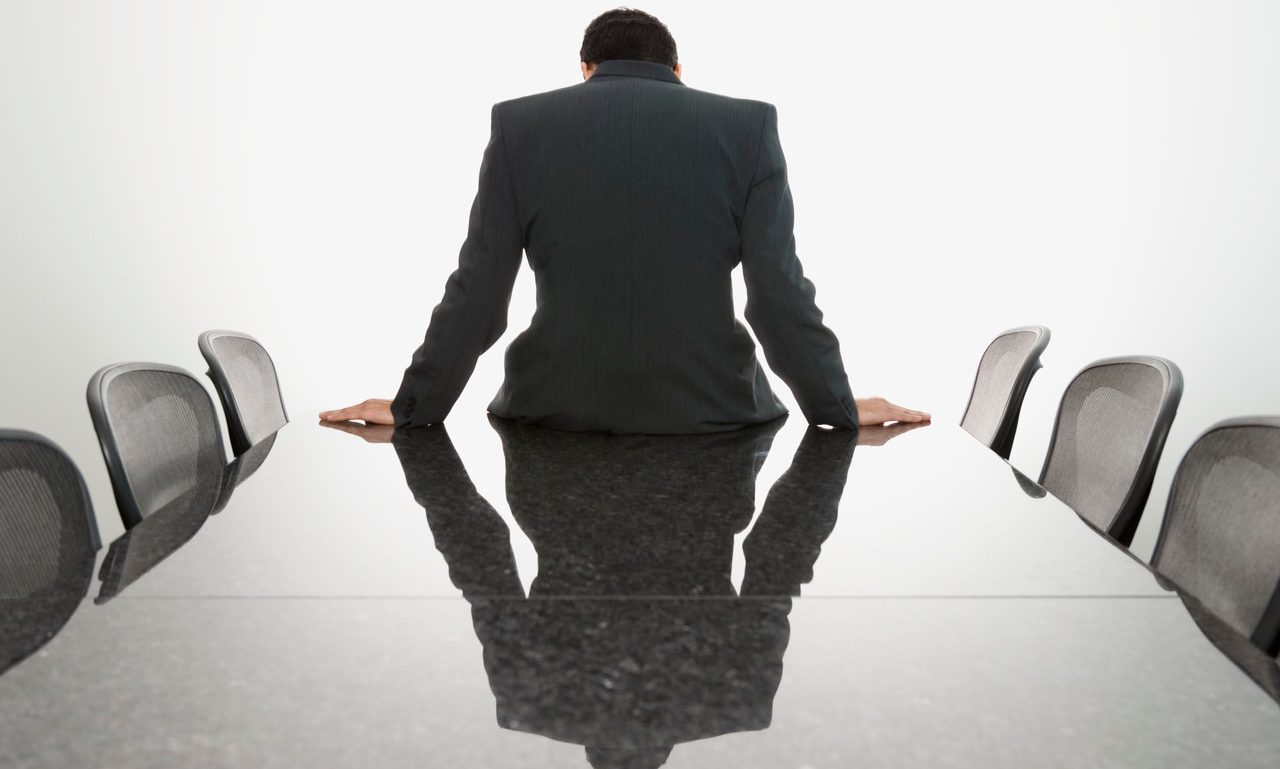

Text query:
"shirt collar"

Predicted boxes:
[[587, 59, 684, 85]]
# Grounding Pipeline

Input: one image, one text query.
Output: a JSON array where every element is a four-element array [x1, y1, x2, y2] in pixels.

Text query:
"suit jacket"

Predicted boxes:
[[391, 58, 859, 434]]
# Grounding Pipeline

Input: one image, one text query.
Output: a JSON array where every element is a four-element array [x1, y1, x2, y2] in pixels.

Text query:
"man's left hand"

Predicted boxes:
[[319, 399, 395, 425], [855, 397, 931, 426]]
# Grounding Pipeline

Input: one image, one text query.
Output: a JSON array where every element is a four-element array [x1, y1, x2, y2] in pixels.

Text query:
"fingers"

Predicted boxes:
[[895, 405, 932, 423], [319, 399, 394, 424], [855, 396, 931, 425], [319, 405, 361, 422]]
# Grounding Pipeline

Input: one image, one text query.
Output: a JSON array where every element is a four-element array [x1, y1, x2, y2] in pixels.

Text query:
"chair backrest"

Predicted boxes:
[[87, 363, 226, 528], [960, 326, 1051, 459], [0, 430, 99, 675], [0, 429, 100, 594], [1151, 418, 1280, 654], [1038, 356, 1183, 546], [198, 330, 288, 456]]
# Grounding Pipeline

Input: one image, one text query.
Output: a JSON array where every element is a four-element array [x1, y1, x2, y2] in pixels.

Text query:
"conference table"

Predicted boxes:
[[2, 413, 1278, 768]]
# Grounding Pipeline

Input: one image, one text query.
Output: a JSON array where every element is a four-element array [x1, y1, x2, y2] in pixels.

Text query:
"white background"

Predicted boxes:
[[2, 1, 1278, 559]]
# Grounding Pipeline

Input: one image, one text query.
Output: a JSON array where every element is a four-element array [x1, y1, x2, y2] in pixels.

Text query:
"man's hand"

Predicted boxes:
[[855, 397, 931, 426], [319, 399, 395, 425]]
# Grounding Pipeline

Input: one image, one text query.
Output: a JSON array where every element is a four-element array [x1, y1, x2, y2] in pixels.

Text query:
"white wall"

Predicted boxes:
[[2, 1, 1278, 557]]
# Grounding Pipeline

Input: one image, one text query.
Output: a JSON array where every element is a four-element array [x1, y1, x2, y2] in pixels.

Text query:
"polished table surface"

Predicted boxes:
[[2, 415, 1278, 768]]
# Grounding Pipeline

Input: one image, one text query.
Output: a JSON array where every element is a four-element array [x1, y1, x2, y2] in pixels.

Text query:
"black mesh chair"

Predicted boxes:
[[1150, 417, 1280, 655], [198, 330, 288, 456], [1, 430, 99, 675], [87, 363, 227, 529], [1038, 356, 1183, 547], [960, 325, 1051, 459]]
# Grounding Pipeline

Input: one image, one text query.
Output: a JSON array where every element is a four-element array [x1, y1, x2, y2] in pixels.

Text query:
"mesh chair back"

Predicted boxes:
[[199, 330, 287, 455], [1, 430, 99, 674], [0, 430, 99, 596], [1151, 418, 1280, 654], [87, 363, 226, 529], [1038, 356, 1183, 546], [960, 326, 1051, 459]]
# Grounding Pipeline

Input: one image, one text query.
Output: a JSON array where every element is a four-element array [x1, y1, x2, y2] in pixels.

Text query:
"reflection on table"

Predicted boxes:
[[393, 415, 855, 768]]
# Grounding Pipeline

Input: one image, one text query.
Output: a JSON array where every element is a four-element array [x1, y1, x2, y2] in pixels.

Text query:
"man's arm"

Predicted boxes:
[[388, 102, 525, 427], [737, 104, 930, 428], [738, 103, 860, 429]]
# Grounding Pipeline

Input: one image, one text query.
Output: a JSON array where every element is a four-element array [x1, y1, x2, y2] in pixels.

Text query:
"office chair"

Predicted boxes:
[[1038, 356, 1183, 547], [198, 330, 288, 456], [960, 325, 1051, 459], [1151, 417, 1280, 655], [86, 362, 226, 529], [0, 429, 99, 674]]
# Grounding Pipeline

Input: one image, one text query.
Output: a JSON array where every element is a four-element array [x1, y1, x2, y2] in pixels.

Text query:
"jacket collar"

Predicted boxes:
[[588, 59, 684, 85]]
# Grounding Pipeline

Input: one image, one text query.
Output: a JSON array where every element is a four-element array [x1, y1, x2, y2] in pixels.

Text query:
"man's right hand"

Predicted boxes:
[[855, 397, 931, 426], [319, 399, 395, 425]]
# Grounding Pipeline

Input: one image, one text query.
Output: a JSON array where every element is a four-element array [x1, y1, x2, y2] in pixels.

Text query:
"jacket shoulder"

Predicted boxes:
[[494, 82, 772, 122], [495, 82, 582, 112], [681, 87, 775, 119]]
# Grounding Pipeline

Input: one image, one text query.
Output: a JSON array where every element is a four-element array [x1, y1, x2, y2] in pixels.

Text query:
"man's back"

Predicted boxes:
[[388, 59, 859, 434]]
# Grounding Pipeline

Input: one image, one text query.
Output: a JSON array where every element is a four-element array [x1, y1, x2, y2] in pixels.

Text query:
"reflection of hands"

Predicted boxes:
[[855, 397, 931, 426], [857, 420, 930, 447], [319, 399, 395, 425], [319, 418, 395, 444]]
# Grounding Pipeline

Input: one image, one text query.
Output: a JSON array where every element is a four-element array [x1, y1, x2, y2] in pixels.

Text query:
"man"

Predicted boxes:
[[322, 9, 929, 433]]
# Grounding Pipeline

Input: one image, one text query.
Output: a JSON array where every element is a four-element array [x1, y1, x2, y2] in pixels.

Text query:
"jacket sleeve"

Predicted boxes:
[[391, 103, 525, 428], [739, 103, 859, 429]]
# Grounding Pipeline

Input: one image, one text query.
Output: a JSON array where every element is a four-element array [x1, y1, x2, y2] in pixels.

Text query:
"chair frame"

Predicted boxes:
[[1151, 416, 1280, 655], [0, 428, 101, 551], [1037, 355, 1183, 548], [198, 329, 288, 456], [86, 361, 225, 529], [960, 325, 1051, 460]]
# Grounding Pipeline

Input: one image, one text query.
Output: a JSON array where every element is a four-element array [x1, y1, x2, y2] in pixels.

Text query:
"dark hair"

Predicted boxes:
[[580, 8, 678, 68]]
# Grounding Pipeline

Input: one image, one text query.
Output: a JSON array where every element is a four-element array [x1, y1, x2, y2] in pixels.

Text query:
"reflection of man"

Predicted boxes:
[[322, 8, 929, 434], [391, 414, 856, 768]]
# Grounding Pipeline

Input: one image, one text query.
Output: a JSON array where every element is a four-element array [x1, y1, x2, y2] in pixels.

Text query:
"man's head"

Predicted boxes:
[[580, 8, 681, 81]]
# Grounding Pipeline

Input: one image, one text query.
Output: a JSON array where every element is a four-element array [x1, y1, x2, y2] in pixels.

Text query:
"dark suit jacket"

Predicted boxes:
[[391, 58, 859, 433]]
